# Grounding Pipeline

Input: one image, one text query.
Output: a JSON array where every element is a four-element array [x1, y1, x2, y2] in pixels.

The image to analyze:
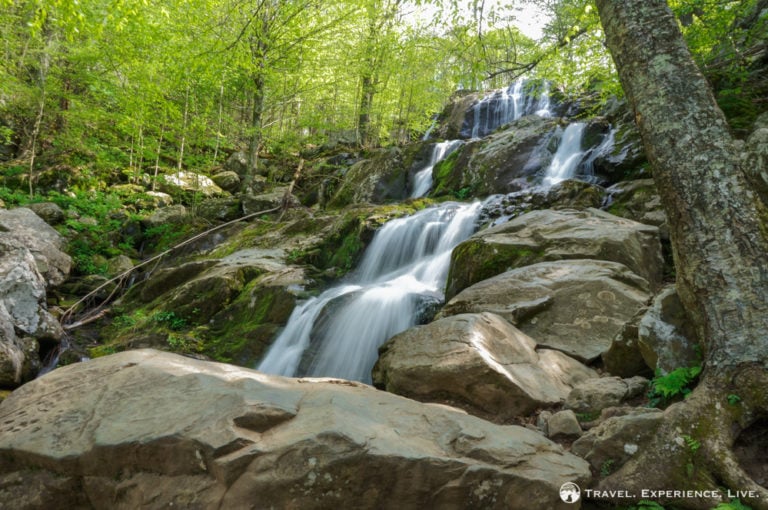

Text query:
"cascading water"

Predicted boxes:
[[410, 140, 463, 198], [580, 126, 616, 180], [258, 201, 483, 383], [466, 79, 553, 138], [542, 122, 586, 187], [535, 81, 552, 118]]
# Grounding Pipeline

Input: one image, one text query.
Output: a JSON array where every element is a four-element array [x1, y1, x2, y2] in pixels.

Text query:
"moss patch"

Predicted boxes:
[[445, 240, 545, 299]]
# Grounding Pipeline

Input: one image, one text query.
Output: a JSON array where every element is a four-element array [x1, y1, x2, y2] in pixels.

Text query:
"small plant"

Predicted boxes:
[[453, 186, 472, 200], [727, 394, 742, 406], [112, 315, 137, 328], [152, 311, 188, 331], [166, 334, 190, 351], [628, 501, 666, 510], [715, 498, 753, 510], [681, 434, 701, 454], [600, 459, 615, 477], [647, 365, 702, 407]]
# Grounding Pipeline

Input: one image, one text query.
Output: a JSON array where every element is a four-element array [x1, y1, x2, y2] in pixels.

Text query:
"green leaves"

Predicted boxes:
[[647, 365, 702, 407]]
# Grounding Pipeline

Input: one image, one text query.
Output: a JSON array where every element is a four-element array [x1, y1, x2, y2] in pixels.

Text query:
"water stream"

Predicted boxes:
[[258, 201, 482, 383], [410, 140, 463, 198], [542, 122, 586, 187], [466, 79, 553, 138]]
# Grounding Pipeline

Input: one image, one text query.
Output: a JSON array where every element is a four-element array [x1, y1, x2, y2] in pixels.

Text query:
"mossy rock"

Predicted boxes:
[[204, 268, 307, 365], [445, 208, 664, 299], [432, 116, 558, 198], [328, 147, 408, 207], [445, 241, 545, 299]]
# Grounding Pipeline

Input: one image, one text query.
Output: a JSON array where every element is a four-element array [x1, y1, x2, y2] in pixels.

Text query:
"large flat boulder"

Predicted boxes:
[[440, 260, 651, 362], [373, 312, 597, 421], [0, 350, 591, 509], [446, 208, 663, 299]]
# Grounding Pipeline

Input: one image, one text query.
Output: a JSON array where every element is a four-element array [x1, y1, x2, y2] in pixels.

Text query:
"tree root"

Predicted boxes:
[[594, 365, 768, 509]]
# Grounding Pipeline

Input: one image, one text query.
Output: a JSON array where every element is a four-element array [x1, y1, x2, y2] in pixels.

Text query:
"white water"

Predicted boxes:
[[410, 140, 463, 198], [535, 81, 552, 118], [580, 126, 616, 179], [542, 122, 586, 187], [468, 79, 553, 138], [258, 201, 483, 383]]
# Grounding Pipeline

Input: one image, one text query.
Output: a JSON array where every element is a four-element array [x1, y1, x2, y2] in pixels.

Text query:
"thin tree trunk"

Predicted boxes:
[[152, 125, 165, 192], [593, 1, 768, 506], [136, 125, 144, 183], [27, 90, 45, 199], [213, 83, 224, 165], [177, 83, 190, 171]]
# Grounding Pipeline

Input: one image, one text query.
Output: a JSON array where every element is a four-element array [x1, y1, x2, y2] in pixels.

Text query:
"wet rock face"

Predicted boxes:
[[432, 116, 559, 197], [0, 349, 592, 509]]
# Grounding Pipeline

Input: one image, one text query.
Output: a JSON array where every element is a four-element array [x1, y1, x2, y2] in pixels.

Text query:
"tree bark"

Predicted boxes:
[[594, 1, 768, 507]]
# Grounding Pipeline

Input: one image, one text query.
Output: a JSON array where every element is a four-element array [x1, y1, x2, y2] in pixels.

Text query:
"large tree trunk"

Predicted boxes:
[[594, 1, 768, 508]]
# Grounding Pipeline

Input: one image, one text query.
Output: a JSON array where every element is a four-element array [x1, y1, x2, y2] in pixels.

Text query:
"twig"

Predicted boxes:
[[61, 205, 281, 327]]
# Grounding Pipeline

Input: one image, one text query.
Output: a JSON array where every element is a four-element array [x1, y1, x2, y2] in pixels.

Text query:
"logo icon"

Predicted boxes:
[[560, 482, 581, 503]]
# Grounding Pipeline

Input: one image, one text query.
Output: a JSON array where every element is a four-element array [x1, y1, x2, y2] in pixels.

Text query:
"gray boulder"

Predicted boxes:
[[0, 207, 71, 287], [212, 170, 241, 193], [160, 171, 225, 198], [602, 308, 652, 378], [329, 147, 408, 207], [605, 179, 668, 237], [224, 151, 249, 177], [433, 116, 559, 197], [25, 202, 65, 225], [638, 286, 700, 373], [0, 349, 592, 509], [446, 208, 663, 299], [440, 260, 651, 362], [141, 204, 188, 229], [136, 191, 174, 210], [372, 312, 597, 421], [565, 376, 649, 415], [547, 410, 583, 440], [0, 238, 64, 387], [571, 409, 664, 474]]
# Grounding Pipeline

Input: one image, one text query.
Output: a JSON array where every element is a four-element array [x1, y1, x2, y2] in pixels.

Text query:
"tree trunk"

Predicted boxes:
[[358, 74, 375, 147], [594, 1, 768, 507]]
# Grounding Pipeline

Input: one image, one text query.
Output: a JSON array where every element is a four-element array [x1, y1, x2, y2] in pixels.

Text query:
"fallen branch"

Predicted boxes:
[[61, 205, 281, 328]]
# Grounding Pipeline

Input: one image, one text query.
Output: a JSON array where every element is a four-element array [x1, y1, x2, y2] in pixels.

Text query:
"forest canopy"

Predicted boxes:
[[0, 0, 763, 194]]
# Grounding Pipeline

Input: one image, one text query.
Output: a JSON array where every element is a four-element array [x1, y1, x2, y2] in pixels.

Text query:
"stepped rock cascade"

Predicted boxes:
[[464, 79, 553, 139], [580, 125, 617, 179], [542, 122, 587, 187], [410, 140, 463, 198], [258, 201, 483, 383]]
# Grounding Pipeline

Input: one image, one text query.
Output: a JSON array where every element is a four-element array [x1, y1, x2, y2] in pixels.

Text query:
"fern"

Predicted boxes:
[[715, 499, 753, 510], [647, 365, 702, 406]]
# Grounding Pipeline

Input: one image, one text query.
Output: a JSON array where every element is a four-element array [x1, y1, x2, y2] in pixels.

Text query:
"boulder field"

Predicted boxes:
[[0, 349, 591, 509]]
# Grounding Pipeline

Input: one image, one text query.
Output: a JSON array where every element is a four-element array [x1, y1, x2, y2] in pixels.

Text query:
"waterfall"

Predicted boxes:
[[258, 201, 482, 383], [580, 126, 616, 180], [410, 140, 463, 198], [464, 79, 555, 139], [535, 81, 552, 118], [542, 122, 586, 187]]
